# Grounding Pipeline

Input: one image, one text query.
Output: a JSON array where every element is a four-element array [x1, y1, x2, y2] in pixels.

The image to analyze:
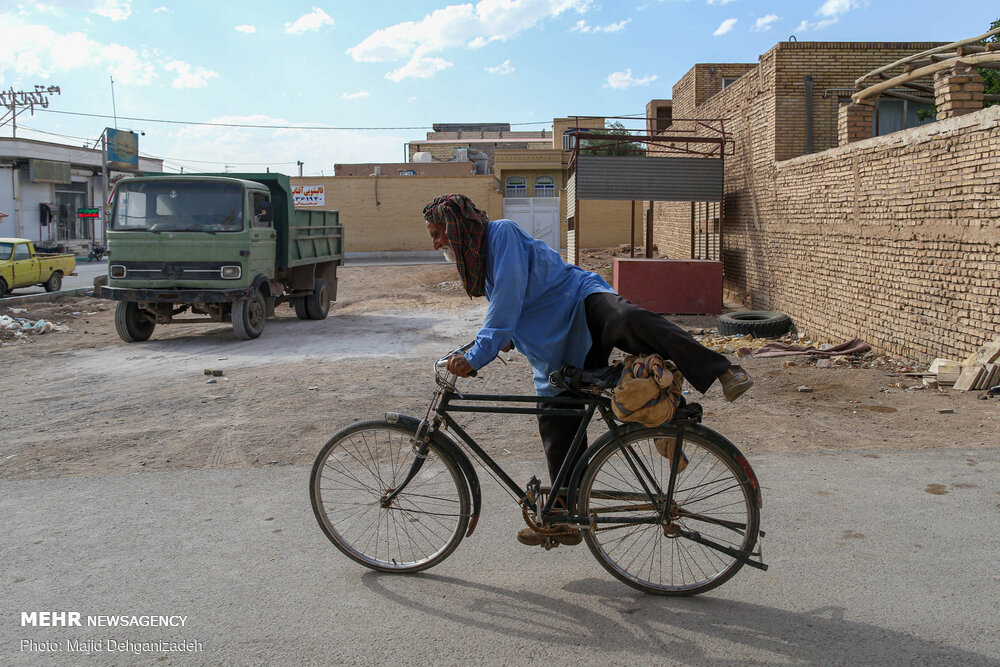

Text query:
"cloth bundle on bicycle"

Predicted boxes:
[[611, 354, 685, 427]]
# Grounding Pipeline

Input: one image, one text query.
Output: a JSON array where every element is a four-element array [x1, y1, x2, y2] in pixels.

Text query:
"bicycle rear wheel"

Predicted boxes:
[[579, 426, 759, 596], [310, 419, 470, 573]]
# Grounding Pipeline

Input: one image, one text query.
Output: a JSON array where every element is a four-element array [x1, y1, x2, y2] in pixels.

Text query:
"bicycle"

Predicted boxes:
[[310, 342, 768, 596]]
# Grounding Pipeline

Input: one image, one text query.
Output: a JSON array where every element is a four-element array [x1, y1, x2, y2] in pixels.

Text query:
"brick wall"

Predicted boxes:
[[651, 41, 999, 361], [291, 175, 499, 253], [767, 106, 1000, 359]]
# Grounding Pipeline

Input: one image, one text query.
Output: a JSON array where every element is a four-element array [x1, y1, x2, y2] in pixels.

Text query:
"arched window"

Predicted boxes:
[[505, 176, 526, 198], [534, 176, 556, 197]]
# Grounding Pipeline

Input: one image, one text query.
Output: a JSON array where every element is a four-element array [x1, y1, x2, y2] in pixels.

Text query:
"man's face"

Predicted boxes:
[[427, 221, 456, 263], [426, 221, 448, 250]]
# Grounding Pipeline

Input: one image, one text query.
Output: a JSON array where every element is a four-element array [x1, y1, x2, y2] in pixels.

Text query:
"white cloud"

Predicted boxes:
[[163, 60, 219, 88], [235, 24, 257, 33], [0, 15, 158, 85], [348, 0, 591, 81], [706, 0, 736, 5], [284, 7, 335, 34], [796, 0, 860, 31], [341, 89, 370, 100], [818, 0, 859, 17], [753, 14, 779, 31], [92, 0, 131, 21], [485, 59, 514, 74], [101, 44, 156, 85], [604, 68, 657, 90], [153, 6, 169, 13], [387, 56, 452, 82], [713, 17, 737, 35], [571, 18, 631, 33]]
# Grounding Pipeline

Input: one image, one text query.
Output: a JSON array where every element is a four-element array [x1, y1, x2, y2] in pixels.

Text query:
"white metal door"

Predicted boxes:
[[503, 197, 560, 251]]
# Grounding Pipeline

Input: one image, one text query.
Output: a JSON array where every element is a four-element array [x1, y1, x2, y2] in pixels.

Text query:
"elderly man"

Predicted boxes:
[[424, 194, 752, 546]]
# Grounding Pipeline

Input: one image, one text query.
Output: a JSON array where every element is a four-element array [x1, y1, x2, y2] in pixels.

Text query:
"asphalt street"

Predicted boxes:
[[3, 447, 999, 666]]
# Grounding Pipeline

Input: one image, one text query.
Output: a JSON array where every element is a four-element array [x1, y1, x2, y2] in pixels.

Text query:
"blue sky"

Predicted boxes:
[[1, 1, 996, 175]]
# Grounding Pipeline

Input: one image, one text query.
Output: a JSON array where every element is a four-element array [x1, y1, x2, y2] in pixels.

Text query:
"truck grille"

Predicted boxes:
[[116, 261, 240, 280]]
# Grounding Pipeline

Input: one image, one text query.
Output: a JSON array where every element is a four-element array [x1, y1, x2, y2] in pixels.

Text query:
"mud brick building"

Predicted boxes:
[[650, 41, 1000, 362]]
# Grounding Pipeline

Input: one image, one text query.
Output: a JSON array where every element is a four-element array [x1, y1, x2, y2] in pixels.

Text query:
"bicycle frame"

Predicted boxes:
[[383, 348, 699, 531]]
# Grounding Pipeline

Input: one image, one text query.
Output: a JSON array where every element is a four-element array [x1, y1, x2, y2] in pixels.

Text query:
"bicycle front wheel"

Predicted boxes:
[[310, 419, 470, 573], [579, 426, 760, 596]]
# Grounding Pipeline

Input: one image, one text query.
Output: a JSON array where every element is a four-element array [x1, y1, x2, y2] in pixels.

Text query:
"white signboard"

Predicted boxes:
[[293, 184, 325, 207]]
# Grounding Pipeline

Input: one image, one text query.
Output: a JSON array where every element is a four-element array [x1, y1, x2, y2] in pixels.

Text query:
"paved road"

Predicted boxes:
[[3, 448, 999, 665]]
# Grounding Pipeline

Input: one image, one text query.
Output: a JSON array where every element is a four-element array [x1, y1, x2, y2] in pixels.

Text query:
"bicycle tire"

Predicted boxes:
[[310, 419, 471, 574], [579, 425, 759, 596]]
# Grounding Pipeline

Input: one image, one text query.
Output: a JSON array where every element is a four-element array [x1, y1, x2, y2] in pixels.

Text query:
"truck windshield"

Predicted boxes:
[[0, 242, 12, 260], [113, 181, 244, 233]]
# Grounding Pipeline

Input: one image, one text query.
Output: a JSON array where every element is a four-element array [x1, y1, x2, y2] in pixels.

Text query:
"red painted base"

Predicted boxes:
[[612, 258, 723, 314]]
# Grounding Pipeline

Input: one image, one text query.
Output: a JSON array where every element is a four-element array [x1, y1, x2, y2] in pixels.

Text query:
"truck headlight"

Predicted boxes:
[[220, 265, 241, 279], [110, 264, 127, 278]]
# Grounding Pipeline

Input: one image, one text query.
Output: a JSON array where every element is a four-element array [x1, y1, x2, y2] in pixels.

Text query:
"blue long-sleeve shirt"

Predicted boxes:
[[463, 219, 614, 396]]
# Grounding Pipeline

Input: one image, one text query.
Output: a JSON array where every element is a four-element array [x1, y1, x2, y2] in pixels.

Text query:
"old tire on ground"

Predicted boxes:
[[114, 301, 155, 343], [44, 271, 63, 292], [717, 310, 791, 338], [0, 277, 7, 299], [233, 290, 266, 340], [305, 278, 330, 320], [294, 297, 310, 320]]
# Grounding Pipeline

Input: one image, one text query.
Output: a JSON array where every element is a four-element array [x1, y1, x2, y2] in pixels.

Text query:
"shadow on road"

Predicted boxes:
[[361, 572, 999, 664]]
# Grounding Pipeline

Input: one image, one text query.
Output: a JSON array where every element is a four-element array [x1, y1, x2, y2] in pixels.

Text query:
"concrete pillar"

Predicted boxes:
[[838, 98, 876, 146], [934, 65, 985, 121]]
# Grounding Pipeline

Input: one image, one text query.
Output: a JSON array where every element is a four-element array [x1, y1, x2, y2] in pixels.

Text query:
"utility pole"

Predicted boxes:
[[297, 161, 304, 177], [0, 85, 61, 138], [110, 76, 118, 129]]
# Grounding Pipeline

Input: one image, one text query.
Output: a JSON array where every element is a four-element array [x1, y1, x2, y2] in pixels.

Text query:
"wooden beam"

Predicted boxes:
[[856, 26, 1000, 87], [853, 53, 1000, 102]]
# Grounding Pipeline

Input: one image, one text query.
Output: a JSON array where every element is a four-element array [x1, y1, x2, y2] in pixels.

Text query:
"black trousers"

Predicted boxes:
[[538, 292, 731, 482]]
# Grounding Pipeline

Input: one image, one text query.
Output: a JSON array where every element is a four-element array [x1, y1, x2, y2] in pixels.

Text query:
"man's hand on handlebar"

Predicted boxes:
[[446, 353, 475, 377]]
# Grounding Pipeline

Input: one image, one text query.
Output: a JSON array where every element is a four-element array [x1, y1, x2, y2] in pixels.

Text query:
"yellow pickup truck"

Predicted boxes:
[[0, 238, 77, 298]]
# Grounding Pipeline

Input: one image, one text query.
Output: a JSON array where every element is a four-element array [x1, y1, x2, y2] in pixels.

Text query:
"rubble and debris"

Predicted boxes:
[[0, 314, 68, 343], [952, 336, 1000, 391]]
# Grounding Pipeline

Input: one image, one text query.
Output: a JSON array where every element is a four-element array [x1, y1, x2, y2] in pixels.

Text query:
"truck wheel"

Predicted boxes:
[[233, 290, 266, 340], [44, 271, 63, 293], [305, 278, 331, 320], [294, 297, 310, 320], [0, 278, 7, 299], [114, 302, 155, 343]]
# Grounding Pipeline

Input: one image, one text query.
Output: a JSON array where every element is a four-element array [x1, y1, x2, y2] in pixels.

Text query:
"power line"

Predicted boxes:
[[37, 107, 561, 130], [15, 123, 302, 169]]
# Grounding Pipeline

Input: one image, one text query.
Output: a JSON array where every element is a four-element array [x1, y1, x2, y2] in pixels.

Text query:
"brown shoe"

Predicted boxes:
[[718, 364, 753, 402], [517, 525, 583, 547]]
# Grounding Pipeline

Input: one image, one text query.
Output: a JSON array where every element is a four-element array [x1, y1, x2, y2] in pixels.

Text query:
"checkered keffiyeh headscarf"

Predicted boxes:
[[423, 194, 489, 298]]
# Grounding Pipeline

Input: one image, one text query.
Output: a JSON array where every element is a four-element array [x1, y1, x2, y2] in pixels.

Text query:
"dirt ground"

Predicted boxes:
[[2, 257, 998, 482]]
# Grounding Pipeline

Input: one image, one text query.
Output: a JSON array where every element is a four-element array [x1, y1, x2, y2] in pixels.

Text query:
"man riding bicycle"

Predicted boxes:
[[423, 194, 753, 546]]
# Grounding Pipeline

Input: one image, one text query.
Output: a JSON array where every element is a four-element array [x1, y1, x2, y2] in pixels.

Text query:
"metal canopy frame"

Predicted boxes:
[[565, 116, 732, 266]]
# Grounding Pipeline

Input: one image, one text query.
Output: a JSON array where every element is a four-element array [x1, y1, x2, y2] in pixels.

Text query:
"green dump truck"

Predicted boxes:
[[96, 173, 342, 342]]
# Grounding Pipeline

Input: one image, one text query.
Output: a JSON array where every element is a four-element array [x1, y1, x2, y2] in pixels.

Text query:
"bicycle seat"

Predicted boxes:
[[549, 363, 623, 393]]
